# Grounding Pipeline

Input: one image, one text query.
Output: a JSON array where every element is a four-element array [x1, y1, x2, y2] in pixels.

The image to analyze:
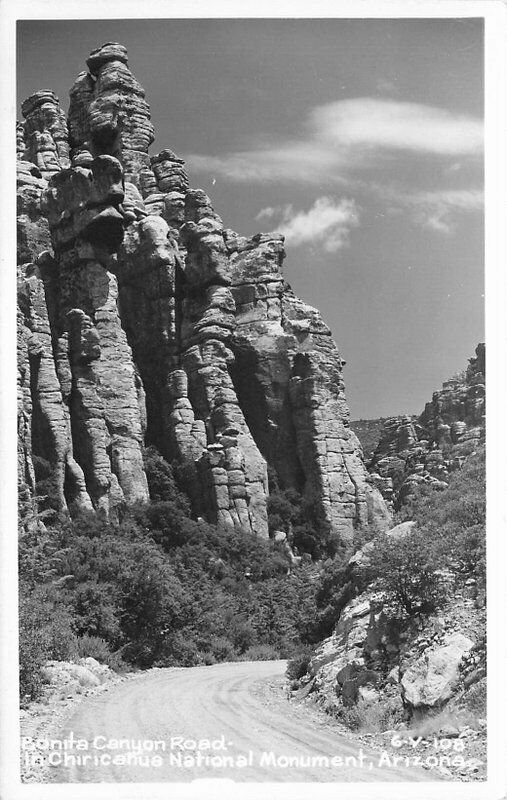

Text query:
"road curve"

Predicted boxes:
[[43, 660, 437, 783]]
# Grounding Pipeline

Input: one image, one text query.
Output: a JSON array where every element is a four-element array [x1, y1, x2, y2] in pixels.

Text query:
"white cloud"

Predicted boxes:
[[187, 145, 350, 184], [308, 99, 483, 156], [406, 188, 484, 234], [369, 184, 483, 234], [257, 197, 360, 252], [185, 98, 483, 184]]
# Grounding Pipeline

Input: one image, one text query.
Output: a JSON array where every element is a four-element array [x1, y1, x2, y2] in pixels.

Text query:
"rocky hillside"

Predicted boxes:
[[350, 418, 388, 461], [288, 358, 486, 780], [17, 41, 390, 544], [368, 344, 485, 507]]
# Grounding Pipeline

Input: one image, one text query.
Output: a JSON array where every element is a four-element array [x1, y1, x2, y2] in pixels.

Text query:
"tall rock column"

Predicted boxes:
[[40, 155, 149, 515], [20, 91, 71, 180], [16, 116, 92, 519], [116, 213, 183, 452], [177, 191, 269, 536], [226, 231, 391, 543], [17, 41, 390, 541], [68, 42, 154, 184]]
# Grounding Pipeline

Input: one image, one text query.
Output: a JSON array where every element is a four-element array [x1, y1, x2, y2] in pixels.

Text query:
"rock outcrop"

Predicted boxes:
[[368, 344, 485, 507], [17, 42, 389, 541], [292, 356, 486, 732], [305, 582, 484, 716], [297, 524, 485, 725]]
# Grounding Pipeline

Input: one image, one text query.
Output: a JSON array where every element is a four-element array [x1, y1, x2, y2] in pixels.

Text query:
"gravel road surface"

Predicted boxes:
[[38, 660, 438, 783]]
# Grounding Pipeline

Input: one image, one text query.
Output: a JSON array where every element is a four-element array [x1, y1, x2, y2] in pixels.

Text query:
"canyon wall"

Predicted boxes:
[[368, 344, 485, 507], [17, 42, 390, 542]]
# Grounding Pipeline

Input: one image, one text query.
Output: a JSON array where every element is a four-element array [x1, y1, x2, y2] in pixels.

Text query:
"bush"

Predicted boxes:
[[153, 633, 202, 667], [208, 636, 236, 662], [240, 644, 281, 661], [19, 592, 50, 700], [19, 479, 325, 682], [229, 615, 257, 653], [367, 529, 447, 616], [267, 485, 345, 560], [286, 646, 314, 681], [143, 447, 190, 510], [75, 635, 126, 671], [393, 446, 485, 590], [18, 584, 79, 700], [339, 695, 405, 733]]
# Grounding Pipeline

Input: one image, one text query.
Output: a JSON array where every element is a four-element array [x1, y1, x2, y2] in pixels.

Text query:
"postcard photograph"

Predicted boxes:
[[1, 2, 506, 799]]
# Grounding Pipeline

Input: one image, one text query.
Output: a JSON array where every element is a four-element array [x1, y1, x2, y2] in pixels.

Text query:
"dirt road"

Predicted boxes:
[[32, 660, 437, 783]]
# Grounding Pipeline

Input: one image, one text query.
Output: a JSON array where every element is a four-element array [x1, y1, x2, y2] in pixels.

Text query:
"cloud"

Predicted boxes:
[[406, 188, 484, 234], [371, 183, 483, 234], [256, 196, 360, 252], [308, 99, 483, 155], [187, 145, 350, 184], [185, 98, 483, 184]]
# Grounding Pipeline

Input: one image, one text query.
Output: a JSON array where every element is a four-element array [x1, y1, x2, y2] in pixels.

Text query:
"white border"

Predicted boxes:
[[1, 2, 506, 799]]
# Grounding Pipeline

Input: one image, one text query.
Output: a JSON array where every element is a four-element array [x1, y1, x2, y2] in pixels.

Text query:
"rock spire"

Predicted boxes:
[[17, 42, 390, 540]]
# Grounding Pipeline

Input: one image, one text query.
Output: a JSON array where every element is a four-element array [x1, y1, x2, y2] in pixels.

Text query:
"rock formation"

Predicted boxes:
[[368, 344, 485, 507], [17, 42, 389, 542], [294, 518, 486, 746], [306, 582, 484, 715]]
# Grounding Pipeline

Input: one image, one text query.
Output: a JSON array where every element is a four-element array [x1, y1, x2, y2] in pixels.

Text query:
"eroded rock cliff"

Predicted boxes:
[[368, 344, 485, 508], [17, 42, 389, 541]]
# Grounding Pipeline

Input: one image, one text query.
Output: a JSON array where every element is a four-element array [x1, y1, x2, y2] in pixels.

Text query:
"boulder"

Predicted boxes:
[[41, 660, 102, 689], [400, 632, 474, 709]]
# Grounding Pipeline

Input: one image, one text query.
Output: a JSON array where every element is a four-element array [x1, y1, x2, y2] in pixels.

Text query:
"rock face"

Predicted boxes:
[[368, 345, 485, 507], [400, 632, 474, 709], [305, 582, 483, 717], [309, 593, 396, 707], [300, 525, 485, 721], [17, 42, 389, 540]]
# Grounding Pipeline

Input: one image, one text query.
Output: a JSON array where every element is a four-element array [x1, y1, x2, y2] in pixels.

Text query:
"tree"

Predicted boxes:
[[368, 529, 448, 616]]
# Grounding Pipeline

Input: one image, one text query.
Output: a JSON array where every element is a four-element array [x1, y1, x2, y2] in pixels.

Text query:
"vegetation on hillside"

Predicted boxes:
[[18, 448, 321, 700], [288, 445, 486, 676], [19, 440, 485, 705]]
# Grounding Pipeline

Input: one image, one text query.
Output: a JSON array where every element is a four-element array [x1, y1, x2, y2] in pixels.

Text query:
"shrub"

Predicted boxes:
[[135, 501, 199, 550], [153, 633, 202, 667], [307, 554, 359, 642], [240, 644, 281, 661], [18, 478, 326, 680], [69, 580, 122, 642], [229, 615, 257, 653], [18, 584, 79, 700], [200, 651, 217, 666], [367, 529, 448, 616], [339, 696, 404, 733], [286, 646, 314, 681], [206, 636, 236, 662], [267, 490, 299, 534], [75, 635, 126, 671], [267, 484, 345, 560], [19, 592, 50, 700], [392, 446, 485, 593], [143, 447, 190, 510]]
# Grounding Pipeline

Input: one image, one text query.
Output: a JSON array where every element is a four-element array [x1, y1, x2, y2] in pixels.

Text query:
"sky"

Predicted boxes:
[[16, 18, 484, 419]]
